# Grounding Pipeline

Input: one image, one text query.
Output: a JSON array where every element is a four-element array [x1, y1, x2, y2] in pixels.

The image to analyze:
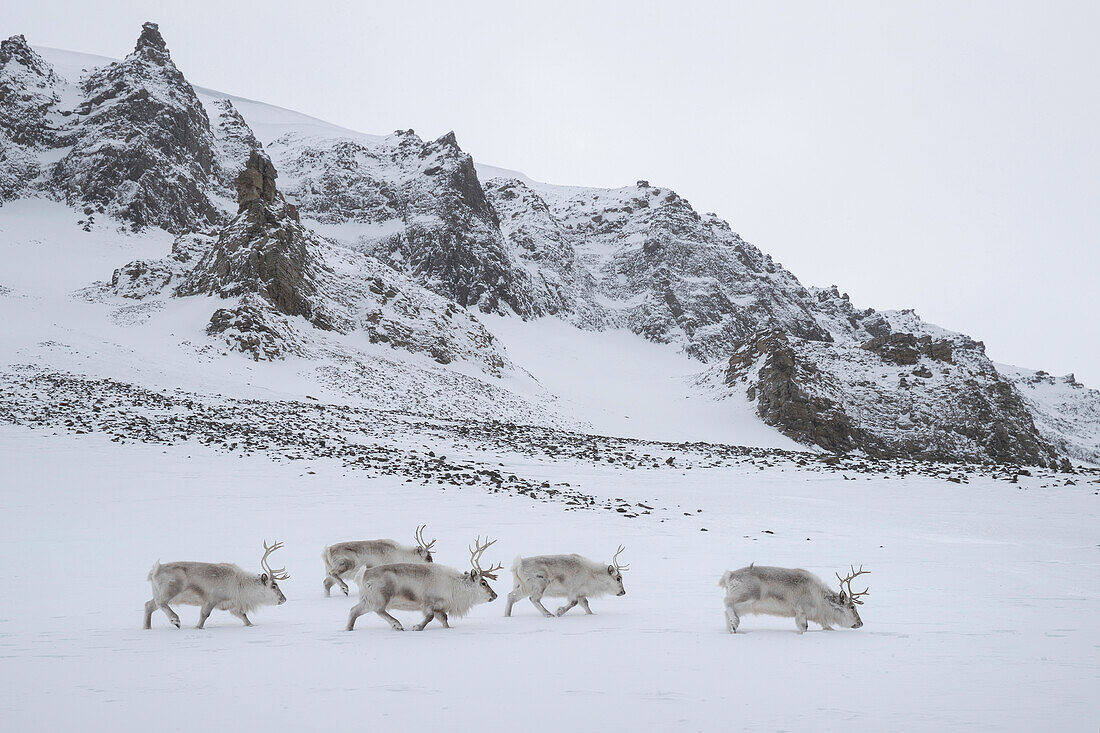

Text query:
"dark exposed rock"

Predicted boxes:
[[50, 23, 225, 232], [177, 151, 331, 330], [726, 331, 860, 453], [270, 130, 539, 316], [723, 328, 1059, 466], [861, 332, 954, 365], [234, 149, 280, 211]]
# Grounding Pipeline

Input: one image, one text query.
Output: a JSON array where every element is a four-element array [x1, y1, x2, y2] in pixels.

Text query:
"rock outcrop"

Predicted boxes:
[[721, 326, 1059, 466], [104, 149, 510, 371], [177, 150, 336, 333], [0, 36, 72, 201], [269, 130, 539, 316], [51, 23, 223, 232]]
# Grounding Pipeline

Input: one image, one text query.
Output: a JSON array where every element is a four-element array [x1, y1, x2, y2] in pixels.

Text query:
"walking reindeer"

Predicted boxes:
[[144, 541, 290, 629], [321, 525, 436, 596], [346, 536, 502, 631], [719, 563, 870, 633], [505, 545, 629, 617]]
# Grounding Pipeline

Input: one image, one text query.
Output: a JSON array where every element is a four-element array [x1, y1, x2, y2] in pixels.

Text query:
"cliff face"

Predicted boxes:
[[103, 149, 511, 372], [50, 23, 224, 232], [269, 130, 540, 316], [717, 324, 1059, 466]]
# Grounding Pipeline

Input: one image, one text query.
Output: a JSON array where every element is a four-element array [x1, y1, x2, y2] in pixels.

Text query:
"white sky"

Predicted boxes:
[[6, 1, 1098, 385]]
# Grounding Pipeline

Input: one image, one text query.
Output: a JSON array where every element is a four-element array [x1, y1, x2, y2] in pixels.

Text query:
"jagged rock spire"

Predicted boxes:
[[235, 150, 280, 211], [134, 22, 168, 56]]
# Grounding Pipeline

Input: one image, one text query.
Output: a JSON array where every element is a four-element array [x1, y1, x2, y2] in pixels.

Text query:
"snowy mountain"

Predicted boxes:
[[1, 24, 1097, 466]]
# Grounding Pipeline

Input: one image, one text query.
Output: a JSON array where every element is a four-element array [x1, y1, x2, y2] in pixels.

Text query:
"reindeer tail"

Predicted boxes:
[[510, 556, 525, 590], [718, 570, 733, 588]]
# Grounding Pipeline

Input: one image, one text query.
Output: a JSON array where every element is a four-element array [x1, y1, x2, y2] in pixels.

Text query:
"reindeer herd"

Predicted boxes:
[[143, 526, 871, 634]]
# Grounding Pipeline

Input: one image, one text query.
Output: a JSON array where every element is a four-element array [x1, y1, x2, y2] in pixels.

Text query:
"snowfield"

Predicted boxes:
[[1, 426, 1097, 732]]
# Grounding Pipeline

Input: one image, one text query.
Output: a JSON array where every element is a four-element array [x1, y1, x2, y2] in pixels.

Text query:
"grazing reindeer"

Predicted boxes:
[[321, 525, 436, 596], [346, 536, 502, 631], [719, 563, 869, 633], [505, 545, 629, 617], [143, 541, 290, 629]]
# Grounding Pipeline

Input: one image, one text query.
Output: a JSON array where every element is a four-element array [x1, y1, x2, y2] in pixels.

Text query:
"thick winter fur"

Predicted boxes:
[[143, 561, 286, 629], [321, 539, 432, 596], [345, 563, 497, 631], [505, 554, 626, 618], [719, 565, 863, 634]]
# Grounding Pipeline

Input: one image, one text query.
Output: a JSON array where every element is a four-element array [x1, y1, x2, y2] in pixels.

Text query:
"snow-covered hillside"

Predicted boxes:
[[5, 27, 1092, 464]]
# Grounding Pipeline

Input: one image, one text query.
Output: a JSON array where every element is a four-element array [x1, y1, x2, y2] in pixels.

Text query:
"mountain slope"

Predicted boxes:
[[3, 26, 1095, 465]]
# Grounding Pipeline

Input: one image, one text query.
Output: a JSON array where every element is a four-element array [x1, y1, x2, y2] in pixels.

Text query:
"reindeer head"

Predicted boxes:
[[414, 524, 436, 563], [834, 564, 870, 628], [259, 540, 289, 605], [467, 536, 502, 602], [607, 545, 629, 596]]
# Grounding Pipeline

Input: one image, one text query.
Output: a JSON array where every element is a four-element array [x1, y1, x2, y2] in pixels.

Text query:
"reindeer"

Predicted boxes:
[[143, 541, 290, 629], [504, 545, 628, 617], [719, 563, 869, 633], [345, 536, 502, 631], [321, 525, 436, 597]]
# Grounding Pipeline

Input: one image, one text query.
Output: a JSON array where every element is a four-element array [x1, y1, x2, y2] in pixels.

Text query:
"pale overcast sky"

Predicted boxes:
[[7, 1, 1098, 384]]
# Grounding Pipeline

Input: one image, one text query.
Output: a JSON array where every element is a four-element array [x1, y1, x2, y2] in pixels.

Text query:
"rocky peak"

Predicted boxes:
[[51, 22, 223, 232], [134, 22, 168, 57], [0, 35, 69, 201], [1, 34, 50, 75], [177, 148, 329, 330], [235, 150, 282, 212]]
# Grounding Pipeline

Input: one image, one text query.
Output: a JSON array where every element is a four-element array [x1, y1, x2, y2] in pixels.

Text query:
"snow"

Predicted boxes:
[[1, 425, 1096, 731], [481, 314, 798, 447]]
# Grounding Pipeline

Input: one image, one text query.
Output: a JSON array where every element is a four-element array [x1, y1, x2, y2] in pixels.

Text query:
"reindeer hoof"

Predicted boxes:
[[342, 589, 349, 596], [172, 621, 180, 629]]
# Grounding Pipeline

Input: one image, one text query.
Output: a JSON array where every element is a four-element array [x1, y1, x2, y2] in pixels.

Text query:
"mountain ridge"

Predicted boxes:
[[1, 26, 1096, 466]]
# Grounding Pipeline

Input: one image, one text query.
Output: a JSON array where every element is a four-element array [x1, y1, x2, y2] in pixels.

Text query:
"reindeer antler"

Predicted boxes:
[[468, 536, 503, 580], [612, 544, 630, 572], [261, 540, 290, 581], [836, 564, 870, 605], [414, 524, 437, 552]]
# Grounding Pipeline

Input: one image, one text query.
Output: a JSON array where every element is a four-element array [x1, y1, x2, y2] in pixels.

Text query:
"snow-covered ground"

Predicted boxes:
[[1, 425, 1097, 732]]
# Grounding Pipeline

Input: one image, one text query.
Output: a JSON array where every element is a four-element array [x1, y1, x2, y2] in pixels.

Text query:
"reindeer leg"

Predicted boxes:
[[435, 611, 450, 629], [555, 597, 580, 617], [375, 610, 404, 631], [795, 608, 809, 634], [346, 600, 367, 631], [578, 596, 594, 615], [196, 600, 217, 629], [413, 610, 436, 631], [143, 599, 157, 629], [323, 575, 336, 597], [335, 572, 350, 596], [528, 594, 555, 617], [157, 579, 183, 628], [158, 601, 181, 629], [231, 609, 253, 627], [505, 586, 527, 617], [724, 598, 740, 633]]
